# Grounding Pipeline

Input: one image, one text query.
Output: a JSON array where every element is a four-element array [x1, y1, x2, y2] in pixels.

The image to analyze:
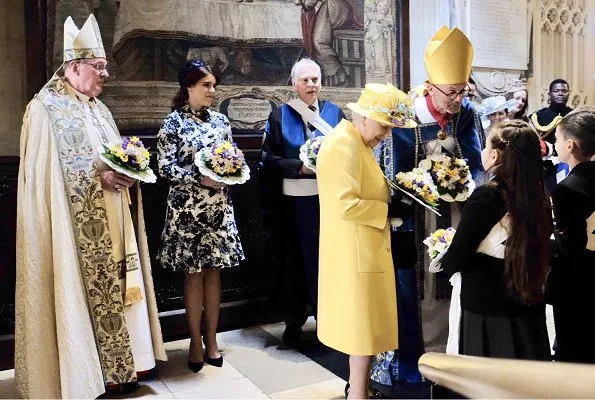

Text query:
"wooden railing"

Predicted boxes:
[[419, 352, 595, 399]]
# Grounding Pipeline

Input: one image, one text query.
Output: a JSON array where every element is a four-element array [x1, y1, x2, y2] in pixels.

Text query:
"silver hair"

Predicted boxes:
[[290, 58, 321, 85], [60, 60, 79, 77]]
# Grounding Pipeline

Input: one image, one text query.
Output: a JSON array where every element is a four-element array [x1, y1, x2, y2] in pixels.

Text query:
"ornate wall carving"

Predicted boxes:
[[529, 0, 594, 109], [364, 0, 396, 83], [100, 83, 361, 131]]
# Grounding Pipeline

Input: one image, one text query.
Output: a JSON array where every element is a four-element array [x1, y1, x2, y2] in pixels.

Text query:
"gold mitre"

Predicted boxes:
[[424, 26, 473, 85], [63, 14, 106, 62]]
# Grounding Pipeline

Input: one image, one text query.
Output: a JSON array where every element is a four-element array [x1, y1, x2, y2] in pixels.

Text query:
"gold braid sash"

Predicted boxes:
[[38, 75, 137, 385], [531, 113, 563, 139]]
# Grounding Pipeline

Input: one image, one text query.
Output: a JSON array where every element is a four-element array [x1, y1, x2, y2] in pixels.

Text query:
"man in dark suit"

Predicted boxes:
[[530, 79, 574, 146], [261, 58, 345, 346], [530, 79, 574, 192]]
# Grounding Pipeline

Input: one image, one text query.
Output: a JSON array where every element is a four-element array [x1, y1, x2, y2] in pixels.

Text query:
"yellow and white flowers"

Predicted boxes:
[[418, 154, 475, 202], [195, 141, 251, 185], [99, 136, 156, 183], [389, 167, 440, 214], [424, 227, 456, 272]]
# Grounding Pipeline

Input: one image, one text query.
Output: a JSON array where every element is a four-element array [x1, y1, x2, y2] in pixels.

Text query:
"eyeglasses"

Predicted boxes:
[[79, 61, 109, 73], [432, 84, 470, 100]]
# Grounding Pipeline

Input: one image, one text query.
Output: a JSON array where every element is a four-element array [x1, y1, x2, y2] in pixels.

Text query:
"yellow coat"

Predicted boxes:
[[316, 119, 398, 355]]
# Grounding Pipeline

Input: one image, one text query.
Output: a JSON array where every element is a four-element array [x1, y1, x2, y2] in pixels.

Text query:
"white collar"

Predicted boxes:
[[413, 96, 436, 124]]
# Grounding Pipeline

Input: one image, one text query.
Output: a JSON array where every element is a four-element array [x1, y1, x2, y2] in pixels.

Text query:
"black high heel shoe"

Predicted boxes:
[[203, 336, 223, 367], [344, 382, 350, 399], [187, 360, 204, 373], [188, 338, 205, 372], [206, 355, 223, 367]]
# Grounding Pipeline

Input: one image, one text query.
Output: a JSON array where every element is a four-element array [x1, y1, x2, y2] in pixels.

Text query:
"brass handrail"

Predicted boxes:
[[418, 352, 595, 399]]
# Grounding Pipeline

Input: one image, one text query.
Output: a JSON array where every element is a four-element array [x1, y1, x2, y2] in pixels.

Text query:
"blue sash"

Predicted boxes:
[[281, 102, 342, 159]]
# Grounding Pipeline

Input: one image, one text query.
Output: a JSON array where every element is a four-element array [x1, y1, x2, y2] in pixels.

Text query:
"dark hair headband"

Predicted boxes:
[[178, 59, 208, 86]]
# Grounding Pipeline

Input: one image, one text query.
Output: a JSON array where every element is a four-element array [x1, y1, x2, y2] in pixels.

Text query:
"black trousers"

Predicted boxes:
[[553, 304, 595, 363], [279, 195, 320, 328]]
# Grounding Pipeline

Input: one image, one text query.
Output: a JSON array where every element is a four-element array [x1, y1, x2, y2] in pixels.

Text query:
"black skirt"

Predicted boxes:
[[459, 309, 551, 360]]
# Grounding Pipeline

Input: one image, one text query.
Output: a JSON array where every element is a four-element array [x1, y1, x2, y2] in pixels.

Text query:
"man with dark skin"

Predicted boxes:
[[530, 79, 574, 192], [531, 79, 573, 146]]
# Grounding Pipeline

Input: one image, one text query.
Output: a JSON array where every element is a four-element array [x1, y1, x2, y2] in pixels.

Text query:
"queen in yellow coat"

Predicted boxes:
[[316, 83, 416, 398]]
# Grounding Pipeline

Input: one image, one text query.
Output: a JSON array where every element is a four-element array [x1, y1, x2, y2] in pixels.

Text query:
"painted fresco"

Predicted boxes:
[[51, 0, 366, 87]]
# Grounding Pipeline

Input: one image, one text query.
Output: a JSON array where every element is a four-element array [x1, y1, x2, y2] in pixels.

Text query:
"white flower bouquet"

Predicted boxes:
[[388, 167, 441, 215], [423, 227, 456, 272], [299, 136, 324, 172], [195, 141, 251, 185], [418, 154, 475, 202], [98, 136, 156, 183]]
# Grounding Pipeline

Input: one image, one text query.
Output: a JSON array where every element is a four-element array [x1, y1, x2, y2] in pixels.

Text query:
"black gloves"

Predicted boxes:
[[388, 192, 414, 220]]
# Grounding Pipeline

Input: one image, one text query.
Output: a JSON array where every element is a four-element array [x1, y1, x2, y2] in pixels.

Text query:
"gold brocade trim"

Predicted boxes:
[[38, 75, 137, 385], [125, 287, 143, 306], [63, 47, 106, 61], [531, 113, 563, 138]]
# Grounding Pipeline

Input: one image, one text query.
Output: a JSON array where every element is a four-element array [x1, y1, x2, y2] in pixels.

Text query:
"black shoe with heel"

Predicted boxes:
[[188, 339, 204, 373], [187, 360, 204, 373], [206, 355, 223, 367], [344, 382, 350, 399], [203, 336, 223, 367]]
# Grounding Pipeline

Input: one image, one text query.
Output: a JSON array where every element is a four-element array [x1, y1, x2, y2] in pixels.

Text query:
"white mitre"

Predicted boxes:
[[63, 14, 106, 62]]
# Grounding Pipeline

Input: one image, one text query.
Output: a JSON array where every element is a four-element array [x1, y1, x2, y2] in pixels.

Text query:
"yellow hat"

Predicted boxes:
[[424, 26, 473, 85], [347, 83, 417, 128], [63, 14, 106, 62]]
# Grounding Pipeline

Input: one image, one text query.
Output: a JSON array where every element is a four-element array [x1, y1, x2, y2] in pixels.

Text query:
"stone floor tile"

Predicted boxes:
[[159, 349, 243, 393], [269, 377, 346, 399], [218, 326, 337, 394], [173, 377, 269, 399]]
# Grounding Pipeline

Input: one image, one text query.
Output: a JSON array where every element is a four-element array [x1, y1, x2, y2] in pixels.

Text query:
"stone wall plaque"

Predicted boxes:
[[220, 95, 277, 131], [462, 0, 529, 70]]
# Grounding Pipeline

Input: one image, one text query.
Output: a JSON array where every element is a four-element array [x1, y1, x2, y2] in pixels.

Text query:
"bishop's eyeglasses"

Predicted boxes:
[[432, 84, 471, 100], [78, 60, 109, 73]]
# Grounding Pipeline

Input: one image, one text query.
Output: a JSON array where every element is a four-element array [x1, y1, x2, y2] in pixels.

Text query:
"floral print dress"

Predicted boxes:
[[157, 105, 244, 273]]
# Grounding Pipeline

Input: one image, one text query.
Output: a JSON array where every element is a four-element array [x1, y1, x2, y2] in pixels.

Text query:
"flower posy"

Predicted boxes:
[[206, 141, 245, 177], [305, 136, 323, 165], [420, 155, 474, 202], [394, 168, 440, 208], [103, 136, 151, 171], [423, 227, 456, 260], [299, 136, 324, 172], [195, 140, 250, 185]]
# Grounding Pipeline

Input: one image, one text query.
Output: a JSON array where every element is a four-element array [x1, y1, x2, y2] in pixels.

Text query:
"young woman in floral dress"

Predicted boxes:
[[157, 59, 244, 372]]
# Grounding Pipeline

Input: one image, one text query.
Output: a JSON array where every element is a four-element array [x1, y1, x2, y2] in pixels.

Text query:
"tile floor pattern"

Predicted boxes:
[[0, 318, 346, 399], [0, 309, 557, 399]]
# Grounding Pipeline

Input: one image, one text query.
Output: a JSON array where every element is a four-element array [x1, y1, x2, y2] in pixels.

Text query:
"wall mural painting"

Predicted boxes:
[[51, 0, 366, 88]]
